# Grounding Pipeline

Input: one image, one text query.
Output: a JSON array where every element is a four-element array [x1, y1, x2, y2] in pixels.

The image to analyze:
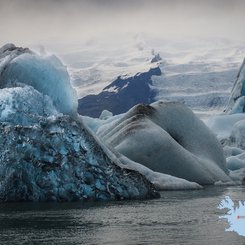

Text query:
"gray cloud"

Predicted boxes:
[[0, 0, 244, 48]]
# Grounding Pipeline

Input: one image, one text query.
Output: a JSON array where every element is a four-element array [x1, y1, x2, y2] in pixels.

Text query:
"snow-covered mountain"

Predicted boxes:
[[66, 37, 245, 118], [78, 66, 161, 117]]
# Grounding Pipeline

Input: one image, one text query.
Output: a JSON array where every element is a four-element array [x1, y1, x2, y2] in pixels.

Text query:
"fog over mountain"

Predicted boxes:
[[0, 0, 245, 50]]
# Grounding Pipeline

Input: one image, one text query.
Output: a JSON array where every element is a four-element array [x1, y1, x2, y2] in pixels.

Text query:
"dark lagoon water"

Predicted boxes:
[[0, 186, 245, 245]]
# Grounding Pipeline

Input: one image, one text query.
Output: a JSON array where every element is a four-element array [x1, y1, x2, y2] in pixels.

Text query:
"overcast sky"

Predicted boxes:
[[0, 0, 245, 48]]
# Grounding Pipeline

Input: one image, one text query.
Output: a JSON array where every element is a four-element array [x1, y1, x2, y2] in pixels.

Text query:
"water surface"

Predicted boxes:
[[0, 186, 245, 244]]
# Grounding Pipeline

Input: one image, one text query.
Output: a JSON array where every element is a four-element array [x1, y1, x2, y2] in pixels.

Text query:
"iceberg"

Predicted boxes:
[[205, 57, 245, 184], [226, 58, 245, 114], [0, 43, 77, 116], [95, 101, 231, 185], [0, 115, 158, 202], [99, 109, 113, 120], [0, 85, 58, 125], [0, 44, 159, 202], [206, 113, 245, 140]]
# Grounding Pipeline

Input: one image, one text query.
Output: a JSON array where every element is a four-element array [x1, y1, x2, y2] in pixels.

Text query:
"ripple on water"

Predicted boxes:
[[0, 186, 245, 244]]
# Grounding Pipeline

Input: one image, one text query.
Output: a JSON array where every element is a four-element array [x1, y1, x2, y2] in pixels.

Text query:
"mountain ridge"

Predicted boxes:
[[78, 66, 161, 117]]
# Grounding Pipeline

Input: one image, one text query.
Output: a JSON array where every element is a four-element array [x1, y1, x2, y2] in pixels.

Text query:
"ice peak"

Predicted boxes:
[[0, 43, 77, 116]]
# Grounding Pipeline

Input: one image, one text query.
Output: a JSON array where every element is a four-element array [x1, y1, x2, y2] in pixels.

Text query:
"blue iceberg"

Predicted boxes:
[[0, 44, 158, 202]]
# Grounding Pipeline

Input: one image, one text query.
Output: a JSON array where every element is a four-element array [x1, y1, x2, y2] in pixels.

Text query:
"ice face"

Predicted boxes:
[[0, 86, 58, 125], [0, 44, 77, 116], [226, 58, 245, 114], [96, 101, 231, 185]]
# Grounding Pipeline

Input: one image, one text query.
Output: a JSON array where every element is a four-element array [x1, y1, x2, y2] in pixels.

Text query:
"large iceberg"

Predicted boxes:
[[225, 58, 245, 114], [0, 44, 159, 202], [0, 115, 158, 202], [96, 101, 231, 185], [0, 43, 77, 116]]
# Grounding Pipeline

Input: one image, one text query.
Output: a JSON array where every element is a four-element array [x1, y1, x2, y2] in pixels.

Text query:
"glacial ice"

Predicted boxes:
[[226, 155, 245, 171], [111, 152, 202, 190], [223, 146, 244, 158], [95, 101, 231, 185], [84, 127, 202, 190], [0, 116, 159, 202], [226, 58, 245, 114], [230, 96, 245, 114], [99, 109, 113, 120], [230, 119, 245, 149], [205, 57, 245, 184], [223, 119, 245, 179], [0, 44, 77, 116], [0, 86, 58, 125], [206, 113, 245, 140], [0, 44, 159, 202]]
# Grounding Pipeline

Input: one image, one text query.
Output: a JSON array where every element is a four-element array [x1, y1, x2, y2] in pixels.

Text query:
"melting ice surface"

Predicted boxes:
[[218, 196, 245, 237]]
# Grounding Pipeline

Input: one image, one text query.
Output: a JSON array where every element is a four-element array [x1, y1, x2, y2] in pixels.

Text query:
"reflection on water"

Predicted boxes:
[[0, 186, 244, 244]]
